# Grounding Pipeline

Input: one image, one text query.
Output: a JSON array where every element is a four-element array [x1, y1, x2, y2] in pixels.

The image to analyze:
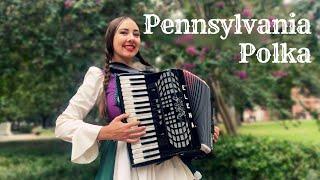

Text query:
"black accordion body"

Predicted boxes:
[[116, 69, 213, 167]]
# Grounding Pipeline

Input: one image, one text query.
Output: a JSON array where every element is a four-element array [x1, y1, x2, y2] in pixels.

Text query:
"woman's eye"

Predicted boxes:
[[134, 32, 140, 37], [120, 31, 128, 35]]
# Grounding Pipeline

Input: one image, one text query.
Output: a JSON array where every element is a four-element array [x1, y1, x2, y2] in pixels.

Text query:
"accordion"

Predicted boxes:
[[116, 69, 213, 167]]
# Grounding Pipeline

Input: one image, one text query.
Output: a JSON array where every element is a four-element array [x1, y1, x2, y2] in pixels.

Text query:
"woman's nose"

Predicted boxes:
[[127, 33, 135, 42]]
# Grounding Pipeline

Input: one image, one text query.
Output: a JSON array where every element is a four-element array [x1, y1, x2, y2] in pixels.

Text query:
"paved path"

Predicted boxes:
[[0, 134, 56, 142]]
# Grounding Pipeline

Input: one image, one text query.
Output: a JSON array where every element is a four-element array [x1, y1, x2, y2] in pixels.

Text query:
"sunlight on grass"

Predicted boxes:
[[238, 120, 320, 146]]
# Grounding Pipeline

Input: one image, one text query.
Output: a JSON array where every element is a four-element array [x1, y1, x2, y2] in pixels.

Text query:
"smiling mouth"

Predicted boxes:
[[123, 45, 136, 51]]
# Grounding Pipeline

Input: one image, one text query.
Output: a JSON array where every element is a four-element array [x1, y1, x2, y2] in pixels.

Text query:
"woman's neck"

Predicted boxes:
[[112, 58, 133, 67]]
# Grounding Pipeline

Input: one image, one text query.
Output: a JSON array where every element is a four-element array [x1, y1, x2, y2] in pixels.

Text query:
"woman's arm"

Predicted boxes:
[[55, 67, 146, 163], [55, 66, 104, 164]]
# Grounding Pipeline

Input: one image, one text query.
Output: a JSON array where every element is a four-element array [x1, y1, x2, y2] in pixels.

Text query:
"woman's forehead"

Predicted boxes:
[[117, 19, 139, 31]]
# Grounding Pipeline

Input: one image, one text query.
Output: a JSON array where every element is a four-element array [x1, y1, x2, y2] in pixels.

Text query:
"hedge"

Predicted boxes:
[[193, 135, 320, 180], [0, 136, 319, 180]]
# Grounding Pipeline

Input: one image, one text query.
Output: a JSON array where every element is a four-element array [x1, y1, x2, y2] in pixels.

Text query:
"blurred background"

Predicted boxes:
[[0, 0, 319, 179]]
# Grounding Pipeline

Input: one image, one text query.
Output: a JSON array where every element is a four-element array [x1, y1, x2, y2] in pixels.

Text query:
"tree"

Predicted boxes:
[[140, 0, 320, 134], [0, 0, 153, 127]]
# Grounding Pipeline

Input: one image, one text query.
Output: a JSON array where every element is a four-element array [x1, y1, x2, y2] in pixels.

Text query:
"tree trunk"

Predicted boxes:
[[209, 78, 237, 135], [41, 114, 48, 128]]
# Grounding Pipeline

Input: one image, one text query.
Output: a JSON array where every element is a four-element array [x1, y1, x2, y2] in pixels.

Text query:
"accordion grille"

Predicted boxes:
[[156, 71, 192, 148]]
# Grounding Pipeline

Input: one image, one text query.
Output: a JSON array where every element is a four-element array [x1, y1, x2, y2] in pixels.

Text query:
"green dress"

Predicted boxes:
[[95, 140, 117, 180]]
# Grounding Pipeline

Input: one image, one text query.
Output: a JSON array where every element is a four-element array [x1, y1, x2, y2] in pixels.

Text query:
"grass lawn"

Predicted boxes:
[[0, 139, 99, 180], [238, 119, 320, 146]]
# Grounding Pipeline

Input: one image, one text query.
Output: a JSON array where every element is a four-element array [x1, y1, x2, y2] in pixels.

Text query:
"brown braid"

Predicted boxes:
[[98, 16, 128, 121], [98, 54, 111, 122]]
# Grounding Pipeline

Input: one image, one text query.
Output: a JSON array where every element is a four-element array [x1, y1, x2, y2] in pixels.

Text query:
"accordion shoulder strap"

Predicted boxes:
[[109, 62, 156, 74], [109, 62, 141, 74]]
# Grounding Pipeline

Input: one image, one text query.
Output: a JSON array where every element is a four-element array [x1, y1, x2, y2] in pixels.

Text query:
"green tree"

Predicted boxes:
[[0, 0, 153, 127], [140, 0, 320, 134]]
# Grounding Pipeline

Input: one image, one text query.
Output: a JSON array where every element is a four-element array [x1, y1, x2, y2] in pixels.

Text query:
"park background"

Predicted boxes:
[[0, 0, 319, 179]]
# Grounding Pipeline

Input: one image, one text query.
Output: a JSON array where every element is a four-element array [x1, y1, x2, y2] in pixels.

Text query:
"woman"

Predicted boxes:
[[55, 16, 220, 180]]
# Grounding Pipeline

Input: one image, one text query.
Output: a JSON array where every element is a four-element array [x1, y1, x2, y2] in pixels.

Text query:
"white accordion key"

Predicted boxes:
[[133, 155, 161, 164], [125, 107, 151, 113], [122, 90, 148, 96], [141, 132, 156, 138], [139, 120, 153, 125], [132, 149, 160, 159], [119, 79, 146, 84], [121, 83, 147, 89], [131, 142, 159, 152], [140, 137, 157, 144], [145, 126, 155, 131], [123, 96, 149, 103], [128, 113, 152, 119], [119, 75, 145, 80], [124, 103, 150, 109]]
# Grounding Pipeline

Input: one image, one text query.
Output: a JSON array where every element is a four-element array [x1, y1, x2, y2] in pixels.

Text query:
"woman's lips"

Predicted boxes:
[[123, 45, 135, 52]]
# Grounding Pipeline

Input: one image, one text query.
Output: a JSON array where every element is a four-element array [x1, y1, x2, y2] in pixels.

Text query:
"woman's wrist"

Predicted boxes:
[[97, 125, 112, 141]]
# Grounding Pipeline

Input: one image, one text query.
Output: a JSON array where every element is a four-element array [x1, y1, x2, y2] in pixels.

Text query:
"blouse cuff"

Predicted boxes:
[[71, 122, 103, 164]]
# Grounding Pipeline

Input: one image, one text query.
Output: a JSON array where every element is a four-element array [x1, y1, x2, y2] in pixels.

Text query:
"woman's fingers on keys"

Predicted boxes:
[[127, 117, 139, 122], [125, 120, 141, 128], [127, 126, 146, 133], [128, 131, 147, 139], [114, 113, 129, 122], [126, 138, 140, 143]]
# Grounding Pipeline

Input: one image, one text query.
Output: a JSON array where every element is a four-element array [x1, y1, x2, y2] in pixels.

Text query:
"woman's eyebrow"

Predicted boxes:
[[118, 28, 140, 32]]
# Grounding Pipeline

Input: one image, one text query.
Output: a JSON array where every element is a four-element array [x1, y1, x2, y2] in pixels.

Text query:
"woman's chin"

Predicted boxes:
[[118, 56, 135, 62], [123, 53, 137, 60]]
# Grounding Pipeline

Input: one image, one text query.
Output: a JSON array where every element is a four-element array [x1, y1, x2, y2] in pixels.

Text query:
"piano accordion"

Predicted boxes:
[[116, 69, 213, 167]]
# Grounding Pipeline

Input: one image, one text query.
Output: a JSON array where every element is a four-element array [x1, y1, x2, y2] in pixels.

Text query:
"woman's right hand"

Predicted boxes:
[[97, 113, 146, 143]]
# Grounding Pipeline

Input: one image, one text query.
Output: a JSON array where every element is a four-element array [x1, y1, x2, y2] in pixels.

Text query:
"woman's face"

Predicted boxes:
[[112, 18, 141, 63]]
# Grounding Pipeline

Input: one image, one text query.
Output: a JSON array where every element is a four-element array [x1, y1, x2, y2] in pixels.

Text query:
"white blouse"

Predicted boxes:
[[55, 66, 197, 180]]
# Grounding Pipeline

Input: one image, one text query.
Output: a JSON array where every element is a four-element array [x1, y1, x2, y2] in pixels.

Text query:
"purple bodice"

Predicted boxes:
[[105, 74, 122, 120]]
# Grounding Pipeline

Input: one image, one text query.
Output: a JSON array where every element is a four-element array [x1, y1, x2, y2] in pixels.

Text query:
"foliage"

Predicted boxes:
[[1, 136, 319, 179], [142, 0, 320, 122], [0, 140, 98, 180], [193, 135, 320, 180], [0, 0, 153, 125], [1, 0, 320, 131]]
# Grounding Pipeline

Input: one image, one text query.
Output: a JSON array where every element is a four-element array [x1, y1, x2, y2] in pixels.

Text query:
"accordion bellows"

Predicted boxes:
[[116, 69, 213, 167]]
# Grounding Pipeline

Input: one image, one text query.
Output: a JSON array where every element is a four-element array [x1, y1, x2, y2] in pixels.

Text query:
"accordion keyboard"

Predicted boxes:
[[119, 75, 161, 165]]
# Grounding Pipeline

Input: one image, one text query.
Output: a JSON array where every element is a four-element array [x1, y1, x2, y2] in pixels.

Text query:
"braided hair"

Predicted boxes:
[[98, 16, 151, 121]]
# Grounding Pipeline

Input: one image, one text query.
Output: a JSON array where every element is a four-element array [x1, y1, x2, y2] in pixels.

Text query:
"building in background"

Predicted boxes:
[[243, 88, 320, 122]]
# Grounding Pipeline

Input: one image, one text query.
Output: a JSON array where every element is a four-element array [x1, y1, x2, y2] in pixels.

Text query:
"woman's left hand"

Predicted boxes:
[[213, 126, 220, 143]]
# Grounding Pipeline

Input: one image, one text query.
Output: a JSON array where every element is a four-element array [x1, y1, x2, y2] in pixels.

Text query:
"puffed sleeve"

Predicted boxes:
[[55, 66, 104, 164]]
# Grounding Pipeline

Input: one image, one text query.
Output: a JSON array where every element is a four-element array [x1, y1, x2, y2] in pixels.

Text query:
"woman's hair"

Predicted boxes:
[[98, 16, 151, 121]]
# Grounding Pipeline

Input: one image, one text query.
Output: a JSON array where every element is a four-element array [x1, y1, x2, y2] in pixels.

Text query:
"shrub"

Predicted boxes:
[[1, 136, 319, 179], [18, 124, 34, 133], [193, 135, 320, 180]]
